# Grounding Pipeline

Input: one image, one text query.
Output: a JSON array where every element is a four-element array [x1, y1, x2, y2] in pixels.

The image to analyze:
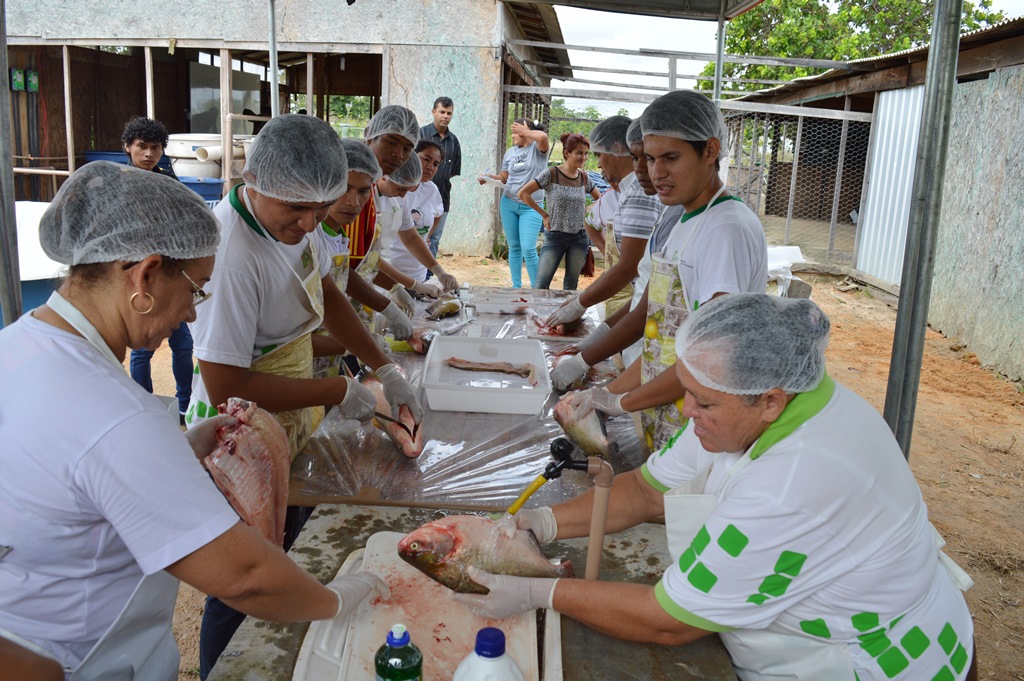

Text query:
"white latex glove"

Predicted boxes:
[[453, 567, 558, 620], [565, 386, 627, 417], [369, 333, 391, 356], [410, 279, 443, 299], [327, 571, 390, 620], [576, 321, 610, 352], [338, 377, 377, 424], [430, 264, 459, 293], [544, 296, 586, 327], [381, 301, 413, 340], [498, 508, 558, 544], [185, 414, 237, 463], [376, 363, 422, 421], [388, 283, 416, 318], [550, 352, 591, 392]]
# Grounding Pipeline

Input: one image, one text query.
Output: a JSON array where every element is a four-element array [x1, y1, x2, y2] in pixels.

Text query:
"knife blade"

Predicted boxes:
[[373, 411, 415, 438]]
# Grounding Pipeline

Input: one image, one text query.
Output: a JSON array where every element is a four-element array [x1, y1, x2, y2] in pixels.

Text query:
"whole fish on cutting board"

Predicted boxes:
[[364, 377, 423, 458], [397, 515, 574, 594], [204, 398, 291, 546], [425, 295, 463, 321], [552, 397, 617, 458]]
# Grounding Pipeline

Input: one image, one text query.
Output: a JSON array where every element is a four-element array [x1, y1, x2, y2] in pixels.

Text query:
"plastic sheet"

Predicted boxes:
[[290, 287, 646, 510]]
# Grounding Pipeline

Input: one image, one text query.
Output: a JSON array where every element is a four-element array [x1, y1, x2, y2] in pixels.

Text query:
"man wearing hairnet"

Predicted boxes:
[[545, 115, 664, 334], [185, 114, 421, 677], [461, 294, 976, 681], [552, 90, 767, 454]]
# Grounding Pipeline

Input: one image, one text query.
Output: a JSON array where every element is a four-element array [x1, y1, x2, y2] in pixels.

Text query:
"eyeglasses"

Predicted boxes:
[[181, 269, 212, 307]]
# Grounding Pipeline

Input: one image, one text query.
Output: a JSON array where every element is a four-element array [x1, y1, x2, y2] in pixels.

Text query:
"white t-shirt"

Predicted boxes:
[[662, 196, 768, 308], [585, 185, 621, 236], [643, 379, 974, 681], [386, 181, 443, 282], [0, 314, 238, 663], [192, 195, 332, 369]]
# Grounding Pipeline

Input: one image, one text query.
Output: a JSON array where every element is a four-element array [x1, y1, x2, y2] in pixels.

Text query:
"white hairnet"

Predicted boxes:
[[364, 105, 419, 146], [40, 161, 219, 266], [641, 90, 730, 161], [626, 117, 644, 146], [674, 293, 830, 395], [242, 114, 348, 203], [589, 115, 632, 156], [387, 151, 422, 188], [341, 137, 382, 183]]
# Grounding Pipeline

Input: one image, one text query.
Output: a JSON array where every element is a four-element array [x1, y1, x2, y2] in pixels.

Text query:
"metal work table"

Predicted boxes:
[[207, 503, 737, 681]]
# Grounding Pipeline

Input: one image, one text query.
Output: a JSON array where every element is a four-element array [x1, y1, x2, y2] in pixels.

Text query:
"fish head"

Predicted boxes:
[[397, 524, 456, 573]]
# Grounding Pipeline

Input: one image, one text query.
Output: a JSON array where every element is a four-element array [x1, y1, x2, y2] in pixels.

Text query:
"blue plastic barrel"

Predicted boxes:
[[179, 176, 225, 206], [83, 150, 173, 172]]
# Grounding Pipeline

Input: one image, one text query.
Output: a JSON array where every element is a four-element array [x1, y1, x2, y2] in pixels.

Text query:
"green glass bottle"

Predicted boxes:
[[374, 623, 423, 681]]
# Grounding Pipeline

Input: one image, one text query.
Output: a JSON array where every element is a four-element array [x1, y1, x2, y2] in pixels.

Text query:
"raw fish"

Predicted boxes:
[[407, 327, 438, 354], [553, 398, 617, 458], [425, 295, 463, 320], [445, 357, 538, 385], [365, 378, 423, 458], [204, 398, 291, 546], [397, 515, 574, 594], [529, 313, 584, 337]]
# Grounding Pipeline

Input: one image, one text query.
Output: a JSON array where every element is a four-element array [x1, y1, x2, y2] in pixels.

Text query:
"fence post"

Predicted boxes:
[[827, 97, 851, 262], [784, 116, 804, 245]]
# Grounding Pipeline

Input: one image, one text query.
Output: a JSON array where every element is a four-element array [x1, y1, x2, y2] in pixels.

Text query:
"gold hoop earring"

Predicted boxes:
[[129, 291, 155, 315]]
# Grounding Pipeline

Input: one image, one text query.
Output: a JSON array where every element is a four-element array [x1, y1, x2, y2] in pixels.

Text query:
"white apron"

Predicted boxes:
[[21, 292, 185, 680], [664, 448, 857, 681]]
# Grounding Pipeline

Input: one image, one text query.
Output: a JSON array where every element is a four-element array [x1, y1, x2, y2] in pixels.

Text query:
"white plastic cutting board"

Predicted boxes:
[[293, 531, 561, 681]]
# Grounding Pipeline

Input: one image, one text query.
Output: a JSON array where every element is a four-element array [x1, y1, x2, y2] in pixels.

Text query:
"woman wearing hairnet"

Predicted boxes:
[[0, 162, 386, 680], [553, 90, 767, 453], [462, 294, 977, 681], [185, 114, 419, 677]]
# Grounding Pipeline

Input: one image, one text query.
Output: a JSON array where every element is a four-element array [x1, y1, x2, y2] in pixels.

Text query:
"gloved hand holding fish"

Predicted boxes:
[[410, 279, 443, 300], [529, 311, 585, 338], [424, 294, 463, 320], [363, 376, 423, 458], [497, 508, 558, 544], [184, 413, 237, 463], [453, 567, 558, 620], [550, 352, 591, 391], [396, 515, 573, 595], [553, 395, 618, 458], [565, 386, 627, 417], [388, 283, 416, 318], [376, 363, 423, 421], [544, 295, 587, 327], [381, 300, 413, 340], [429, 264, 459, 293], [203, 398, 291, 547], [551, 320, 611, 358]]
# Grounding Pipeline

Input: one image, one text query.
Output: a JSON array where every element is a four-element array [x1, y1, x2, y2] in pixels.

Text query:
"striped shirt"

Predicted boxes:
[[616, 174, 664, 243]]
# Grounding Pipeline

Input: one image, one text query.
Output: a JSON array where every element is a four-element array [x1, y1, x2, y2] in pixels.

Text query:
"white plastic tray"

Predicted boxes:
[[471, 293, 535, 315], [421, 336, 551, 415], [291, 531, 562, 681]]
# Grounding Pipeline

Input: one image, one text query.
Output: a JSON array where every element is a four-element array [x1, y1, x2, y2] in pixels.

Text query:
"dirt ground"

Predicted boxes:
[[147, 254, 1023, 680]]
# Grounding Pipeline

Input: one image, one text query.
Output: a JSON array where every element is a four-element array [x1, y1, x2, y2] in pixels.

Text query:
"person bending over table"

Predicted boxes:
[[0, 163, 386, 680], [459, 294, 977, 681]]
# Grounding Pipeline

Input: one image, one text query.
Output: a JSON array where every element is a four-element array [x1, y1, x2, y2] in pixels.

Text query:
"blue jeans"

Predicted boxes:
[[536, 229, 590, 290], [199, 505, 314, 680], [129, 321, 193, 414], [499, 196, 543, 288]]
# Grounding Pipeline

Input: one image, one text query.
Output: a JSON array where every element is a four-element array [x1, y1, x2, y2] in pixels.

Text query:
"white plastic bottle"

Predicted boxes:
[[452, 627, 525, 681]]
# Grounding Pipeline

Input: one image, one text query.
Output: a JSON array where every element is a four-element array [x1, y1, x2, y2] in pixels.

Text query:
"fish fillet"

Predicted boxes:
[[445, 357, 538, 386], [204, 398, 291, 546]]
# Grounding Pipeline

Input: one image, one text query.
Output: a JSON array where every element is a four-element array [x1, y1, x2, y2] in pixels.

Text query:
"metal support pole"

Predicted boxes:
[[713, 0, 726, 100], [1, 0, 24, 325], [144, 47, 155, 119], [268, 0, 280, 117], [883, 0, 963, 458], [306, 53, 315, 117], [668, 57, 677, 91], [852, 92, 880, 267], [784, 116, 803, 245], [220, 49, 233, 191], [827, 97, 851, 262], [63, 46, 75, 174]]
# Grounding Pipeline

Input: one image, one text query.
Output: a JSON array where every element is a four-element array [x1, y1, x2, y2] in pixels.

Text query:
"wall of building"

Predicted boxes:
[[930, 64, 1024, 381], [7, 0, 507, 255]]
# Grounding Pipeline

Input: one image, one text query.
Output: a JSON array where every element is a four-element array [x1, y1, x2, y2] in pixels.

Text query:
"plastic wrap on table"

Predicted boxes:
[[290, 285, 644, 509]]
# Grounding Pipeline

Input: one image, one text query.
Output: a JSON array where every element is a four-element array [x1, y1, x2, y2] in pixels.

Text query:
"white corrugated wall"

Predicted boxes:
[[855, 85, 925, 284]]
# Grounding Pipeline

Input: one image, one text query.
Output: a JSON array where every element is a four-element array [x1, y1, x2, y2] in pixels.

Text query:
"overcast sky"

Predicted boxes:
[[552, 0, 1024, 117]]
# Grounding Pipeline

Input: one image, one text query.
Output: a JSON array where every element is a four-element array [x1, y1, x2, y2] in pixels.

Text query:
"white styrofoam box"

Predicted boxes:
[[421, 336, 550, 414], [470, 292, 535, 314]]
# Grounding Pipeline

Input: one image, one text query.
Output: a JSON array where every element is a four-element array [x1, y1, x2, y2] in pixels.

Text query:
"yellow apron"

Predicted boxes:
[[251, 334, 324, 457], [640, 186, 727, 453], [602, 218, 634, 317]]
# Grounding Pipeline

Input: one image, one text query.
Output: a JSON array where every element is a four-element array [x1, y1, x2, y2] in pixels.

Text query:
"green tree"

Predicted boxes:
[[698, 0, 1005, 94]]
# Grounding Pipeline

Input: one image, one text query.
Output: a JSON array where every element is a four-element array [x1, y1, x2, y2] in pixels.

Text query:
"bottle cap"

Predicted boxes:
[[474, 627, 506, 658], [387, 623, 410, 648]]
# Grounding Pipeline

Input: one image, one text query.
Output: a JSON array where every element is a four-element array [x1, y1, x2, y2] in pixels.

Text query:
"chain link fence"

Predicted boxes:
[[723, 107, 872, 265]]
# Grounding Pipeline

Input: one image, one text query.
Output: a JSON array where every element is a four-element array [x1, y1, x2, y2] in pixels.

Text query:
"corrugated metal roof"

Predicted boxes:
[[504, 0, 764, 21]]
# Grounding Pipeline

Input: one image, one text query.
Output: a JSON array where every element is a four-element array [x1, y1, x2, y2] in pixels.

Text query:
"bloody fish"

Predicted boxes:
[[397, 515, 574, 594], [425, 295, 463, 321], [552, 398, 617, 458], [204, 398, 291, 546], [364, 378, 423, 458], [529, 313, 584, 337], [407, 327, 438, 354]]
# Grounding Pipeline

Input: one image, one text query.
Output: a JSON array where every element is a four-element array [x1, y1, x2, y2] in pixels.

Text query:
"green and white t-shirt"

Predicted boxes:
[[642, 377, 974, 680]]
